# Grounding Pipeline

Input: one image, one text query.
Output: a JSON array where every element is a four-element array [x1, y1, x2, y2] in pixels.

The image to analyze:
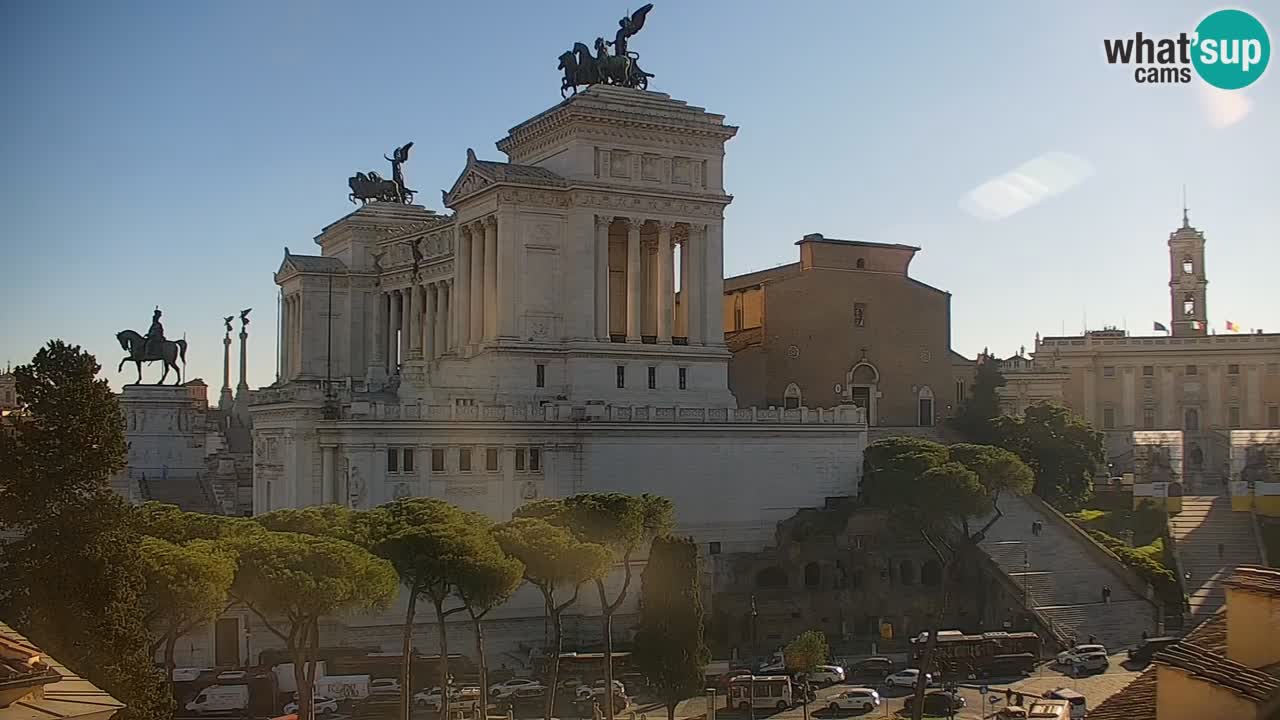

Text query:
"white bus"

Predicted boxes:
[[726, 675, 794, 712]]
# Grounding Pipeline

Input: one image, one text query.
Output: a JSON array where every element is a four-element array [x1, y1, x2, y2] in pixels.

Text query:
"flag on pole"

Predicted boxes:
[[1153, 321, 1169, 333], [1191, 320, 1204, 330], [1226, 321, 1241, 332]]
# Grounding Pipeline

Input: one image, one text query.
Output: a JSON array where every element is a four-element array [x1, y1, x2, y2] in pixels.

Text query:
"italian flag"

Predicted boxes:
[[1226, 321, 1241, 332]]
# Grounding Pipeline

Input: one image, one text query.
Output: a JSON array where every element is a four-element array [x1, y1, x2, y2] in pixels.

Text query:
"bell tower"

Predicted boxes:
[[1169, 204, 1208, 337]]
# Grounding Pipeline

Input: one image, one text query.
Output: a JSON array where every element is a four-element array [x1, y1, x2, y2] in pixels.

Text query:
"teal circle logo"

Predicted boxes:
[[1192, 9, 1270, 89]]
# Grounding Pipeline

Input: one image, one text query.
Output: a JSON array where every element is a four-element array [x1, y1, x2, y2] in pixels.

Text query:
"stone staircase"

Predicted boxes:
[[978, 495, 1159, 650], [1168, 495, 1262, 621]]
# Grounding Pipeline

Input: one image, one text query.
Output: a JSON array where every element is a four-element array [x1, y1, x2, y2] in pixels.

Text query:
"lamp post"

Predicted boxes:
[[749, 595, 758, 720]]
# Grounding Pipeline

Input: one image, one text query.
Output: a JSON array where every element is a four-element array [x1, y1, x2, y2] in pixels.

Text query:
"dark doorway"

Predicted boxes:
[[215, 617, 241, 667]]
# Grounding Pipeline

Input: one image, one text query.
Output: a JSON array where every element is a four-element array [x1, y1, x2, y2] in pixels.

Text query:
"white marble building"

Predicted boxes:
[[238, 85, 869, 666]]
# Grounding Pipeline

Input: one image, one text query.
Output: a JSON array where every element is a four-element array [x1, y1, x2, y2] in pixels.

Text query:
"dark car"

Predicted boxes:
[[850, 657, 896, 677], [984, 653, 1038, 678], [903, 691, 966, 716], [1128, 636, 1179, 666]]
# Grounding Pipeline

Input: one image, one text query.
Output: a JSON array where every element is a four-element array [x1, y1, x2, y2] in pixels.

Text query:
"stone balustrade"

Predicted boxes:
[[352, 401, 866, 425]]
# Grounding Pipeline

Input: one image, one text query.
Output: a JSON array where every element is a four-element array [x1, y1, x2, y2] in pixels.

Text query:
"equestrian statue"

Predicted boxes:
[[349, 142, 416, 205], [559, 4, 655, 97], [117, 307, 188, 385]]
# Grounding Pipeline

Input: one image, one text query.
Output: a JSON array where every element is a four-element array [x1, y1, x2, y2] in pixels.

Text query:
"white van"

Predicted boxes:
[[1043, 688, 1087, 720], [185, 685, 250, 715]]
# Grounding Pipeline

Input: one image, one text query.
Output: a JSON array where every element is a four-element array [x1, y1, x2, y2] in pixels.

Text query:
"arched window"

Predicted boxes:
[[1182, 256, 1194, 275], [755, 566, 788, 589], [1185, 408, 1200, 432], [855, 258, 866, 269], [899, 560, 915, 585], [1189, 443, 1204, 469], [804, 562, 820, 588], [733, 294, 745, 331], [917, 386, 935, 427], [784, 383, 802, 410], [1183, 293, 1196, 317], [921, 560, 941, 586]]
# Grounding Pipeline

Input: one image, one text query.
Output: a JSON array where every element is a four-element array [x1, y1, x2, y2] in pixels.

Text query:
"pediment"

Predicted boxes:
[[443, 148, 494, 208]]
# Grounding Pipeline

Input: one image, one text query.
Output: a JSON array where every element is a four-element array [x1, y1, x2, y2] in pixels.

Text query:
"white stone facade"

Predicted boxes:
[[244, 86, 869, 663]]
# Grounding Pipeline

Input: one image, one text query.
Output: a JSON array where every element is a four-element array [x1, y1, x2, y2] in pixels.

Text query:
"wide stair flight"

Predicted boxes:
[[978, 495, 1160, 650], [1168, 495, 1262, 621]]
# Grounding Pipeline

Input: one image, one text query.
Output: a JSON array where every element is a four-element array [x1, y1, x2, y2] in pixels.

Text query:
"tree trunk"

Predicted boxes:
[[597, 580, 616, 720], [291, 637, 313, 720], [545, 605, 563, 720], [164, 632, 178, 701], [666, 701, 676, 720], [434, 598, 452, 720], [306, 620, 321, 720], [910, 562, 953, 720], [470, 610, 489, 717], [402, 589, 418, 720]]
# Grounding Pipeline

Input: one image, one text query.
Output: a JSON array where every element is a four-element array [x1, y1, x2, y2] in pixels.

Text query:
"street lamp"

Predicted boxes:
[[749, 595, 758, 720]]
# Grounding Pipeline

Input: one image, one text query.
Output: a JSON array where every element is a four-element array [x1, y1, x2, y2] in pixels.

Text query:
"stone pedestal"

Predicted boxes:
[[114, 382, 214, 512]]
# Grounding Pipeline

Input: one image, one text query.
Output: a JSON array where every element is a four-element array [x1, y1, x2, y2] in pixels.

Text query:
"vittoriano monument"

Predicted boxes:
[[117, 306, 188, 385], [348, 142, 416, 205], [559, 4, 655, 97]]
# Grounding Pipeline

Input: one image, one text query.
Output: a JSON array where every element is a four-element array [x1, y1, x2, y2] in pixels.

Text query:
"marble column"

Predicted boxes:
[[321, 446, 336, 505], [456, 227, 472, 349], [687, 225, 704, 345], [677, 231, 690, 339], [657, 221, 673, 344], [280, 297, 290, 379], [595, 215, 610, 340], [483, 217, 498, 341], [439, 281, 450, 353], [702, 222, 724, 346], [388, 289, 401, 371], [626, 217, 642, 342], [400, 289, 411, 365], [424, 282, 437, 360], [470, 222, 485, 345], [407, 283, 420, 358], [371, 291, 386, 368]]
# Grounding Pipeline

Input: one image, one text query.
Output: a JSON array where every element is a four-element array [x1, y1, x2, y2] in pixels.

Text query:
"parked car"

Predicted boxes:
[[826, 688, 880, 713], [903, 691, 965, 716], [983, 653, 1038, 677], [284, 696, 339, 715], [575, 679, 625, 700], [413, 686, 469, 711], [1056, 644, 1106, 666], [849, 657, 895, 678], [370, 678, 401, 696], [489, 678, 542, 698], [883, 669, 932, 688], [1070, 650, 1109, 674], [1128, 636, 1179, 666], [808, 665, 846, 686]]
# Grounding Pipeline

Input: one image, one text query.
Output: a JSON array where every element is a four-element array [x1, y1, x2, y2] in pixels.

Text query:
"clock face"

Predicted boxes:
[[919, 349, 933, 363], [787, 345, 800, 359]]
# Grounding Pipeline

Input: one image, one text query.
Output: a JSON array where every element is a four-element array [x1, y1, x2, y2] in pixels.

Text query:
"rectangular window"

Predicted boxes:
[[1269, 406, 1280, 428], [1229, 406, 1241, 428], [431, 448, 445, 472], [459, 448, 472, 472], [679, 367, 687, 390], [1143, 365, 1154, 377], [617, 365, 625, 388], [1143, 407, 1156, 429], [648, 366, 656, 389], [955, 380, 965, 404], [387, 447, 399, 473], [515, 448, 526, 472], [1103, 407, 1116, 429], [1228, 363, 1240, 375], [536, 364, 546, 388], [486, 448, 499, 472], [853, 302, 866, 328], [530, 448, 541, 472], [402, 448, 414, 473], [1186, 364, 1198, 376], [1103, 366, 1115, 378]]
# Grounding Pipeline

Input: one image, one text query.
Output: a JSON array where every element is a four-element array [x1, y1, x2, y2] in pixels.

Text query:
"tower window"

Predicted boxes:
[[617, 365, 625, 388], [856, 258, 866, 269], [536, 364, 546, 388], [1182, 257, 1194, 274], [678, 367, 687, 390], [1183, 293, 1196, 317], [648, 366, 656, 389]]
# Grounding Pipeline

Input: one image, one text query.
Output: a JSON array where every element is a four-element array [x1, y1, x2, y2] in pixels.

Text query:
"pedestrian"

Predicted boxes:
[[1089, 634, 1097, 645], [1005, 687, 1013, 703], [1142, 630, 1149, 641], [1102, 585, 1112, 604]]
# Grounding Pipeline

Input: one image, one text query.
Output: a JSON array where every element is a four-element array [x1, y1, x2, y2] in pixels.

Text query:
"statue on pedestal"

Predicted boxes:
[[559, 4, 655, 97], [348, 142, 416, 205], [116, 306, 188, 385]]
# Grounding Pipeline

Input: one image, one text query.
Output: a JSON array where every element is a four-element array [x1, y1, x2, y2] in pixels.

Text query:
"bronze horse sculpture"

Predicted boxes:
[[116, 330, 187, 385]]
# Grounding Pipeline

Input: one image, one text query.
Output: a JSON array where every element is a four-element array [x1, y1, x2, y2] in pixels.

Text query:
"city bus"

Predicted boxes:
[[909, 631, 1041, 677], [725, 675, 794, 712]]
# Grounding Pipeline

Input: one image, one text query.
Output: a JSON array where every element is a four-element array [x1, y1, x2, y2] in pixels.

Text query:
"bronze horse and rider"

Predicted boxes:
[[117, 307, 187, 385], [559, 5, 655, 97]]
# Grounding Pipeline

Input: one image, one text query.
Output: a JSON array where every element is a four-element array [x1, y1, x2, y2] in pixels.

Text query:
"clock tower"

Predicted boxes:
[[1169, 206, 1208, 337]]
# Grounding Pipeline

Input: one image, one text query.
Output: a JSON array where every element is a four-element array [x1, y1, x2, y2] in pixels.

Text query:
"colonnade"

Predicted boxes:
[[372, 278, 453, 372]]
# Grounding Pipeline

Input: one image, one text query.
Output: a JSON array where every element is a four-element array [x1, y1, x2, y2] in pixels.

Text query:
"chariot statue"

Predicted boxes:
[[116, 307, 188, 385], [559, 5, 656, 97], [349, 142, 416, 205]]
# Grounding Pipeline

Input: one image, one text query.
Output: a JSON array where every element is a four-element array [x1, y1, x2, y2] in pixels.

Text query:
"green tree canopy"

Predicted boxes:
[[950, 355, 1007, 443], [255, 504, 370, 546], [0, 341, 173, 720], [784, 630, 829, 720], [633, 536, 706, 720], [993, 402, 1104, 506], [452, 527, 524, 708], [139, 536, 238, 684]]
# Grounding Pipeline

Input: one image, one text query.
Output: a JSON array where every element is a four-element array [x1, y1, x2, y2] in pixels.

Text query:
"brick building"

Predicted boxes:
[[723, 233, 965, 428]]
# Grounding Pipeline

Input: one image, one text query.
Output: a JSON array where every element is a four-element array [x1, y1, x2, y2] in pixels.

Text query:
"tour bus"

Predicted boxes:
[[725, 675, 794, 712], [910, 631, 1041, 677]]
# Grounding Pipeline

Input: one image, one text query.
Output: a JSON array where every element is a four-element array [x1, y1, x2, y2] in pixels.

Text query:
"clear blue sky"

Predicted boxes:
[[2, 1, 1277, 390]]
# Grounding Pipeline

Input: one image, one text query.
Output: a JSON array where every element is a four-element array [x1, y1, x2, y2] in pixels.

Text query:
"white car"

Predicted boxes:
[[488, 678, 542, 698], [1056, 644, 1106, 666], [827, 688, 879, 712], [413, 686, 459, 710], [1069, 651, 1110, 673], [809, 665, 846, 686], [884, 669, 933, 688], [576, 679, 625, 700], [283, 696, 339, 715], [370, 678, 402, 696]]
